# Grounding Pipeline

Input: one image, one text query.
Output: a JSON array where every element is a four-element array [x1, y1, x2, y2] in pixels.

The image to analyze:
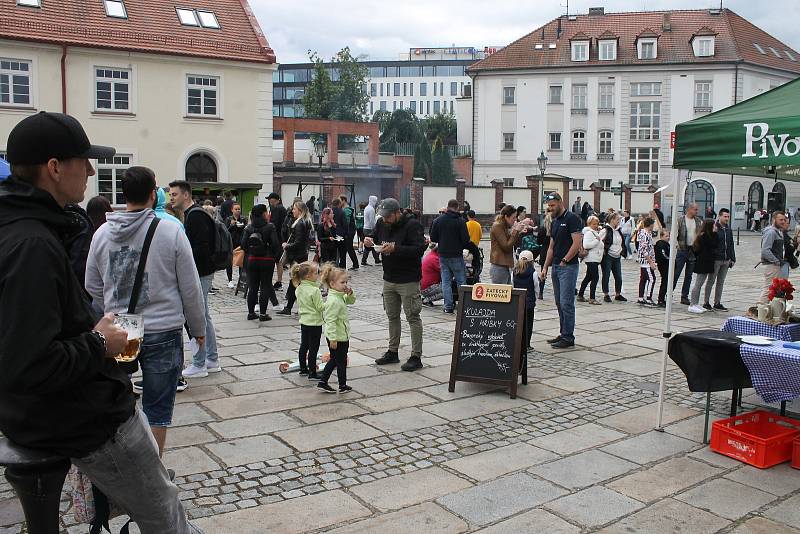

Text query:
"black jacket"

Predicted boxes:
[[225, 214, 245, 250], [317, 222, 338, 254], [512, 265, 537, 309], [372, 213, 427, 283], [332, 207, 348, 238], [285, 218, 311, 263], [430, 210, 470, 258], [241, 218, 281, 261], [184, 205, 216, 277], [655, 240, 670, 267], [693, 232, 718, 274], [714, 223, 736, 263], [270, 203, 287, 240], [0, 178, 134, 457]]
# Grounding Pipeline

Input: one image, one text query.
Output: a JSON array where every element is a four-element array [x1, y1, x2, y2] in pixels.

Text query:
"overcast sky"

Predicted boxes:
[[252, 0, 800, 64]]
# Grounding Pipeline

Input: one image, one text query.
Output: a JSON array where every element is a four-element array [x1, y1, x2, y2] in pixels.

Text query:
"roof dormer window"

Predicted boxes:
[[637, 38, 657, 60], [570, 34, 590, 62], [104, 0, 127, 19], [693, 37, 715, 57], [16, 0, 41, 6], [599, 40, 617, 61]]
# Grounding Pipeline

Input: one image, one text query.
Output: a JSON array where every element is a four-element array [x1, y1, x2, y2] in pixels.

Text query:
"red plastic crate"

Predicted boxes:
[[710, 410, 800, 469], [793, 437, 800, 470]]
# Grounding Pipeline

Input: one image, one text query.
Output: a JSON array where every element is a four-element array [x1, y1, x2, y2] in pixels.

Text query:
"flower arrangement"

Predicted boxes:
[[768, 278, 794, 301]]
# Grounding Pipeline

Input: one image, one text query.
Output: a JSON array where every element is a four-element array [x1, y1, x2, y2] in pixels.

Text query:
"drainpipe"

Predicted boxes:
[[60, 45, 68, 113]]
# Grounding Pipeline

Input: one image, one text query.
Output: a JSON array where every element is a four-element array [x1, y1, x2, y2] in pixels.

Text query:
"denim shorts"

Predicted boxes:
[[139, 329, 183, 427]]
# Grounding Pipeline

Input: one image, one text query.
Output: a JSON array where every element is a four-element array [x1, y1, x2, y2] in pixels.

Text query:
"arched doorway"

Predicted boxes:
[[185, 152, 217, 182], [684, 179, 715, 217], [770, 182, 787, 214], [747, 181, 764, 227]]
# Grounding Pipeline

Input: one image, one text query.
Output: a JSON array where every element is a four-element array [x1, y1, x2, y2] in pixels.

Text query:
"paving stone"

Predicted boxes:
[[514, 384, 572, 402], [354, 391, 438, 413], [599, 498, 730, 534], [675, 478, 776, 520], [209, 412, 301, 439], [443, 443, 557, 481], [171, 404, 216, 426], [606, 456, 722, 502], [731, 517, 800, 534], [437, 473, 567, 526], [474, 508, 579, 534], [687, 446, 747, 469], [360, 407, 448, 434], [539, 376, 600, 392], [546, 486, 643, 527], [725, 463, 800, 497], [348, 373, 438, 396], [0, 499, 23, 527], [203, 386, 356, 419], [597, 356, 665, 376], [327, 502, 468, 534], [206, 435, 293, 467], [764, 494, 800, 528], [600, 430, 696, 464], [529, 423, 626, 455], [166, 426, 216, 449], [597, 402, 699, 434], [421, 393, 524, 421], [291, 402, 369, 425], [275, 419, 383, 452], [174, 385, 228, 404], [220, 378, 295, 396], [349, 466, 472, 512], [662, 414, 710, 442], [528, 450, 637, 490], [421, 382, 504, 400], [194, 489, 370, 533], [164, 446, 220, 477], [550, 349, 623, 364]]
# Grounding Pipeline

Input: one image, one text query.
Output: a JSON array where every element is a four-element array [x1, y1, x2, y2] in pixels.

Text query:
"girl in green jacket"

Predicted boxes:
[[292, 261, 323, 379], [317, 264, 356, 393]]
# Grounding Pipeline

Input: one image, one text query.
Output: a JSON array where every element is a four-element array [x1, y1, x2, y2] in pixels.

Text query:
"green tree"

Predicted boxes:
[[430, 138, 455, 185], [301, 51, 336, 120], [423, 112, 457, 145], [374, 109, 423, 150], [413, 138, 432, 180], [330, 47, 369, 122]]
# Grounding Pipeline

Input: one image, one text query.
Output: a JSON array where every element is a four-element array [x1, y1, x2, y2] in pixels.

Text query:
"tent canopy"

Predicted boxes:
[[673, 77, 800, 181]]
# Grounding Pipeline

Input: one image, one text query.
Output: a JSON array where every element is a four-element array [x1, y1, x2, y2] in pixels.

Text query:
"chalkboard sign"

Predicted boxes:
[[448, 284, 527, 399]]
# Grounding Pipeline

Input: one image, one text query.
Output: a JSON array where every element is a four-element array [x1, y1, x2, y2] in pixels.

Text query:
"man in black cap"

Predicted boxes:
[[364, 198, 427, 371], [0, 112, 200, 533], [267, 192, 288, 289]]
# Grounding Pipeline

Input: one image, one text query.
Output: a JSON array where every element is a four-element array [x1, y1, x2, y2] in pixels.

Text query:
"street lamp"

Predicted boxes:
[[537, 150, 548, 224], [313, 138, 326, 203]]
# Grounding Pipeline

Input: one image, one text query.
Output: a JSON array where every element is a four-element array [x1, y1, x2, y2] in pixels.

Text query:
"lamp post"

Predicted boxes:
[[537, 150, 548, 224], [313, 138, 326, 201]]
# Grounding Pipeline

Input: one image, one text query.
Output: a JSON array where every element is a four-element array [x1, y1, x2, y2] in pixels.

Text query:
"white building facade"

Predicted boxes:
[[459, 8, 800, 227]]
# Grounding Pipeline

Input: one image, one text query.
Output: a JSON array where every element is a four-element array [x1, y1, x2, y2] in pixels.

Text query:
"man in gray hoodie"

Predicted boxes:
[[86, 166, 206, 456], [759, 211, 790, 303], [361, 195, 382, 266]]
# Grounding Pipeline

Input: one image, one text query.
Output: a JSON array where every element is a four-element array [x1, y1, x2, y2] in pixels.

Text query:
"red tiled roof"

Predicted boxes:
[[0, 0, 275, 64], [570, 31, 590, 41], [693, 26, 718, 37], [637, 28, 660, 38], [598, 30, 618, 40], [468, 8, 800, 75]]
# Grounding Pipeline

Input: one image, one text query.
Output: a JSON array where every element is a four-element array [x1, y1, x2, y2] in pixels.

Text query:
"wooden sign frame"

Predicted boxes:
[[448, 285, 528, 399]]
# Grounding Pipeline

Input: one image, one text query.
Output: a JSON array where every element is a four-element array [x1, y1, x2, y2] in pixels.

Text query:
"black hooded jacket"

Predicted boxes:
[[0, 177, 134, 457], [372, 213, 427, 283]]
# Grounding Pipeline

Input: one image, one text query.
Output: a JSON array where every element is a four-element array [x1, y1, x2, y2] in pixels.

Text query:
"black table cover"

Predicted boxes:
[[668, 329, 753, 392]]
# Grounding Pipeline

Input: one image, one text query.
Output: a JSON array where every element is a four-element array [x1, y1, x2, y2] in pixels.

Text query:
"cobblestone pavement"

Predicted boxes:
[[2, 233, 800, 533]]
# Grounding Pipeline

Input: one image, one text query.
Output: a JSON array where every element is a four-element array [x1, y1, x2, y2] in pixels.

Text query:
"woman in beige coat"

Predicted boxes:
[[489, 205, 521, 284]]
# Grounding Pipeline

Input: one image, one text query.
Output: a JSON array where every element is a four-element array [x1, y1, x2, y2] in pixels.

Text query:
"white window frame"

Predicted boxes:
[[628, 148, 659, 185], [502, 133, 515, 151], [549, 85, 562, 104], [503, 178, 514, 187], [599, 178, 612, 189], [104, 0, 127, 18], [637, 38, 657, 59], [96, 154, 132, 207], [598, 130, 613, 155], [572, 179, 584, 190], [176, 8, 199, 26], [0, 58, 32, 108], [694, 37, 715, 57], [599, 40, 617, 61], [186, 74, 221, 118], [599, 83, 614, 110], [629, 101, 661, 140], [571, 41, 589, 62], [694, 81, 712, 109], [16, 0, 41, 6], [502, 86, 516, 105], [572, 130, 586, 154], [549, 132, 562, 150], [196, 11, 220, 29], [630, 82, 661, 96], [572, 84, 587, 110], [94, 67, 131, 113]]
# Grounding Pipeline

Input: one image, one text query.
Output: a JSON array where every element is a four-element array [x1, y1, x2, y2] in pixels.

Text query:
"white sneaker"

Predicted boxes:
[[227, 280, 236, 289], [206, 361, 222, 373], [687, 305, 706, 314], [182, 364, 208, 378]]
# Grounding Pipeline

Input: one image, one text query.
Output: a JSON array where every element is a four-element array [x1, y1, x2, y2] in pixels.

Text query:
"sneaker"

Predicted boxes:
[[176, 377, 188, 392], [361, 261, 370, 267], [714, 303, 729, 311], [401, 356, 423, 371], [206, 362, 222, 373], [657, 301, 667, 308], [308, 372, 319, 380], [182, 364, 208, 378], [227, 280, 235, 289], [538, 293, 544, 300], [644, 299, 657, 307], [680, 297, 691, 305], [276, 308, 292, 316], [375, 351, 400, 365], [588, 299, 601, 305], [259, 314, 272, 322], [273, 282, 282, 290], [247, 312, 258, 320], [551, 339, 575, 349], [603, 295, 612, 303], [702, 303, 713, 311], [317, 382, 336, 394], [209, 287, 219, 293], [132, 380, 143, 393], [614, 295, 628, 302], [348, 266, 359, 271], [443, 308, 454, 314], [576, 295, 586, 303], [375, 259, 382, 265], [168, 468, 176, 482], [546, 336, 562, 344], [299, 369, 309, 376], [637, 299, 646, 305], [687, 305, 706, 314], [339, 385, 353, 394], [422, 299, 434, 307]]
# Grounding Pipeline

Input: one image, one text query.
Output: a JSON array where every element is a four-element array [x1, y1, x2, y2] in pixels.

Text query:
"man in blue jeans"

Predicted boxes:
[[430, 198, 471, 313], [169, 180, 221, 378], [540, 192, 583, 348]]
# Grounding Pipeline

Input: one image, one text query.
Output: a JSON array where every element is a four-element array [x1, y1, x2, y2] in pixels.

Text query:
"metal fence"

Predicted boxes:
[[394, 142, 472, 158]]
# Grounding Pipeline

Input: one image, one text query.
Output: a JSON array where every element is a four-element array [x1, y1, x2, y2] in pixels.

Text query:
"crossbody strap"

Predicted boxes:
[[128, 217, 160, 314]]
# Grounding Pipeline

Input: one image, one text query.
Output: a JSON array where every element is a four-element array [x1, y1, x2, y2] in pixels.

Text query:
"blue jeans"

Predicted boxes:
[[440, 256, 467, 311], [602, 255, 623, 295], [673, 250, 695, 299], [192, 274, 218, 367], [623, 234, 633, 256], [551, 263, 579, 344], [140, 330, 183, 426]]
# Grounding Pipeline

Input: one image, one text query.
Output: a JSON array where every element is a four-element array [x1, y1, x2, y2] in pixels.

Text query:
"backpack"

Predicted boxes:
[[246, 226, 268, 257], [521, 234, 540, 254], [186, 206, 233, 271]]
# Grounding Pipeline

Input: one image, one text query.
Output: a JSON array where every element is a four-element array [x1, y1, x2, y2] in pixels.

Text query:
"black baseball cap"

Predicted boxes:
[[6, 111, 115, 165], [267, 192, 281, 200]]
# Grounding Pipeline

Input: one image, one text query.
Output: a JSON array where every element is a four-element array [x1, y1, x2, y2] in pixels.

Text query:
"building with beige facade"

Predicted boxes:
[[0, 0, 276, 207]]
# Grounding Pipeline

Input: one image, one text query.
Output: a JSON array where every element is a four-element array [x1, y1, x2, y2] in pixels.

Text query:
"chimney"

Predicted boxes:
[[556, 16, 562, 39], [662, 12, 672, 31], [588, 7, 604, 16]]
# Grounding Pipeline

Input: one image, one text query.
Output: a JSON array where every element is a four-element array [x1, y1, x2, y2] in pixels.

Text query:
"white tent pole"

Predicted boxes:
[[655, 169, 688, 430]]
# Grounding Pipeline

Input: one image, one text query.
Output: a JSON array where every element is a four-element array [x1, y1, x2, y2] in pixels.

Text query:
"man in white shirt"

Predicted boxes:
[[752, 209, 762, 232], [674, 203, 702, 305]]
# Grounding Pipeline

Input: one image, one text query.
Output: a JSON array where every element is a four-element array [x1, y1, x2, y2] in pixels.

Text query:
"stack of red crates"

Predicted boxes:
[[793, 436, 800, 469], [710, 410, 800, 469]]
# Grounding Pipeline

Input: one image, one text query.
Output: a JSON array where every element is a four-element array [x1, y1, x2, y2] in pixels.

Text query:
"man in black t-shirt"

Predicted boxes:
[[540, 192, 583, 348]]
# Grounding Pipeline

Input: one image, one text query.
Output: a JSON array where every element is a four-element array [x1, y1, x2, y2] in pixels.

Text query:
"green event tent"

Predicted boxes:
[[656, 77, 800, 434], [673, 76, 800, 180]]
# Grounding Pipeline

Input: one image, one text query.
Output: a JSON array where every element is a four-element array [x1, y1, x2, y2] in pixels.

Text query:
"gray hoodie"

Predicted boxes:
[[364, 196, 378, 231], [86, 209, 206, 336]]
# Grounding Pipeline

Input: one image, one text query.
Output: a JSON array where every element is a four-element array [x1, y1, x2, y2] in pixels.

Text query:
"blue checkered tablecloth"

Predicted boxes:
[[738, 341, 800, 403], [721, 316, 800, 342]]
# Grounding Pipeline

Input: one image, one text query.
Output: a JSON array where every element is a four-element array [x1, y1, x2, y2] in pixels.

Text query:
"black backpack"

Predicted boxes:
[[186, 206, 233, 271], [246, 226, 268, 257]]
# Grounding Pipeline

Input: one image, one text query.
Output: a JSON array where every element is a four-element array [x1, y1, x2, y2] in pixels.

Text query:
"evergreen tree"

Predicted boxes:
[[301, 52, 335, 120], [413, 139, 432, 180], [431, 138, 454, 185]]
